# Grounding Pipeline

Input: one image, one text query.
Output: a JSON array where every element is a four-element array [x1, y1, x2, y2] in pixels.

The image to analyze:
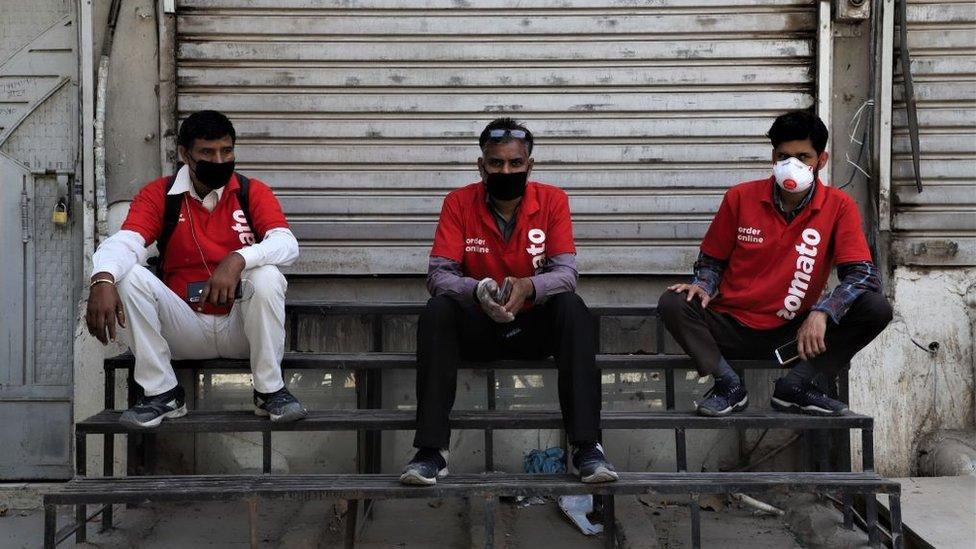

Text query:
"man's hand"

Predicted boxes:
[[199, 252, 246, 308], [476, 278, 515, 323], [797, 311, 828, 361], [86, 273, 126, 345], [667, 283, 712, 308], [502, 276, 534, 316]]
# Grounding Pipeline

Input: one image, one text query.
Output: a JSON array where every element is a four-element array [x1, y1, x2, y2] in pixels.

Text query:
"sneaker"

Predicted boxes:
[[254, 387, 308, 422], [771, 378, 849, 416], [696, 380, 748, 417], [400, 448, 449, 486], [572, 442, 619, 484], [119, 385, 187, 428]]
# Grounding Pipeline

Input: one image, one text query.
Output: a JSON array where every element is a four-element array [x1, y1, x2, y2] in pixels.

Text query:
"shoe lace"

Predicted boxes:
[[263, 388, 295, 408]]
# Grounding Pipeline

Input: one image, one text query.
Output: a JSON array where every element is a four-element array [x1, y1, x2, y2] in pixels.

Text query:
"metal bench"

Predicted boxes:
[[44, 471, 903, 549], [60, 301, 887, 548]]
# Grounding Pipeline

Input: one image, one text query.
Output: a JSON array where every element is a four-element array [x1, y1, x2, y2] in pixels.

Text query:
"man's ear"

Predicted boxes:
[[817, 151, 829, 170], [477, 157, 486, 180], [178, 145, 189, 165], [526, 157, 534, 178]]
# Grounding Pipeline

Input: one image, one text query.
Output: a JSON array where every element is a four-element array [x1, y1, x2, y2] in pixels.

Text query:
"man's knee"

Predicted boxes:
[[116, 264, 157, 297], [548, 292, 588, 314], [657, 290, 690, 322], [244, 265, 287, 302], [853, 291, 893, 332], [420, 295, 460, 326]]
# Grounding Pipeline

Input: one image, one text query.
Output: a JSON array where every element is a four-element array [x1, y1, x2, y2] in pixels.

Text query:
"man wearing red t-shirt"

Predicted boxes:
[[85, 111, 306, 427], [659, 111, 892, 417], [400, 118, 617, 485]]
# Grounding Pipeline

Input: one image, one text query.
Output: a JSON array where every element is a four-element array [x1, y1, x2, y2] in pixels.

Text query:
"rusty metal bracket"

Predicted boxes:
[[910, 240, 959, 259], [898, 0, 923, 193]]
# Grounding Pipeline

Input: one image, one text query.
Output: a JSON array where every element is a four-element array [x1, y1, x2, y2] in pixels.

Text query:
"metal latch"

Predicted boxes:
[[911, 240, 959, 258], [20, 187, 31, 243]]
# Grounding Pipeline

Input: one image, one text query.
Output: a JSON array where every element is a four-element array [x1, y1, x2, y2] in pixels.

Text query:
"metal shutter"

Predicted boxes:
[[175, 0, 819, 275], [892, 0, 976, 266]]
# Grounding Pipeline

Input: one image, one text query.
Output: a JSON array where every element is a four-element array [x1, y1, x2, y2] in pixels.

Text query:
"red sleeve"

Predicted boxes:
[[832, 195, 873, 264], [246, 179, 290, 239], [546, 189, 576, 256], [120, 179, 166, 245], [699, 189, 739, 260], [430, 192, 465, 262]]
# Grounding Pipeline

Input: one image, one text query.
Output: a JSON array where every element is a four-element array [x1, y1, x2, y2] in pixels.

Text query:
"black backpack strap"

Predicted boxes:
[[235, 173, 262, 244], [154, 175, 183, 277]]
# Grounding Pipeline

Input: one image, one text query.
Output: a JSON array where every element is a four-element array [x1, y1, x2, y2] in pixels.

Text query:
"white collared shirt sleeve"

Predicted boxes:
[[234, 227, 299, 269], [91, 230, 150, 281]]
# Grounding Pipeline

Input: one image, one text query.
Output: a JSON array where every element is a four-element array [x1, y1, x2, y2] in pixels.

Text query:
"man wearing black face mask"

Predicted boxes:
[[86, 110, 307, 428], [400, 118, 617, 486]]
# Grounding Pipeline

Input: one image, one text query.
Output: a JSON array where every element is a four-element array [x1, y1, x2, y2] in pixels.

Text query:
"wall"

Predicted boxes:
[[850, 267, 976, 476]]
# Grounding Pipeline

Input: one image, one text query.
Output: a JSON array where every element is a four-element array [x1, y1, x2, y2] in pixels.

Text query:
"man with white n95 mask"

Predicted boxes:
[[659, 110, 892, 418]]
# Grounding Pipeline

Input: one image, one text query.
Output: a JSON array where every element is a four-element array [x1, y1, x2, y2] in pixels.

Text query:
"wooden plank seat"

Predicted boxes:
[[43, 472, 904, 549]]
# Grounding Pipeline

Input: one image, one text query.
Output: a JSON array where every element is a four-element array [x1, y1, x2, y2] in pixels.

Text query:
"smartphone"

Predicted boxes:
[[187, 281, 243, 303], [774, 339, 800, 365], [496, 279, 512, 304]]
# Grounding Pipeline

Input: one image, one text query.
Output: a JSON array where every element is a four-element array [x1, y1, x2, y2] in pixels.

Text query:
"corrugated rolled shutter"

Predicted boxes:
[[892, 0, 976, 266], [175, 0, 818, 275]]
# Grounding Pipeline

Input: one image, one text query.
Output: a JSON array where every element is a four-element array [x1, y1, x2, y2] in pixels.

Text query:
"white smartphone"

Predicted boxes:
[[774, 339, 800, 365]]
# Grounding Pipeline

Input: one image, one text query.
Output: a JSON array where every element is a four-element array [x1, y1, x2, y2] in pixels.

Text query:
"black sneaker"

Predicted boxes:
[[771, 378, 849, 416], [399, 448, 449, 486], [254, 387, 308, 422], [119, 385, 187, 428], [696, 380, 748, 417], [572, 442, 619, 484]]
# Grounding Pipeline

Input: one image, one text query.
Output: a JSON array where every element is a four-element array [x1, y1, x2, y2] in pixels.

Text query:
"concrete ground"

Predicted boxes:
[[0, 484, 879, 549]]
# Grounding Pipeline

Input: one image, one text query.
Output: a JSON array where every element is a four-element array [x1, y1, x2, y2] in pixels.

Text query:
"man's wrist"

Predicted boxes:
[[91, 272, 115, 284]]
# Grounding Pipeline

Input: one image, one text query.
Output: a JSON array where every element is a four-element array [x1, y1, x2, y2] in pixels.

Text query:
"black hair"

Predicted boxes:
[[479, 117, 534, 155], [766, 110, 829, 154], [177, 110, 236, 150]]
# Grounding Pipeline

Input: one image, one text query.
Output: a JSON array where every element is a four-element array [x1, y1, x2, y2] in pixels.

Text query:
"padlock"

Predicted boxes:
[[52, 199, 68, 225]]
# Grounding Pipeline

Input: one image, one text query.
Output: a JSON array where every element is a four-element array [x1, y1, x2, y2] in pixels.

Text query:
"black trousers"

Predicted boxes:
[[658, 290, 893, 377], [414, 293, 601, 449]]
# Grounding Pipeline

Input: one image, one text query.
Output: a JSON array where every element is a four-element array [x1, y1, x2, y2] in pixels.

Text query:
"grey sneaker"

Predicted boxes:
[[254, 388, 308, 422], [573, 442, 619, 484], [119, 385, 187, 428], [400, 448, 449, 486], [771, 378, 849, 416]]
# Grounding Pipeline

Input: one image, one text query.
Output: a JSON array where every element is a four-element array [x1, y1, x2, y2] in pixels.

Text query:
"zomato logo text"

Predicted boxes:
[[776, 228, 821, 320]]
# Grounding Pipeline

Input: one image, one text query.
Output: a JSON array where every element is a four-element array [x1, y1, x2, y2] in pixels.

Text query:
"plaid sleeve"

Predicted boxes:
[[691, 251, 727, 297], [812, 261, 882, 323]]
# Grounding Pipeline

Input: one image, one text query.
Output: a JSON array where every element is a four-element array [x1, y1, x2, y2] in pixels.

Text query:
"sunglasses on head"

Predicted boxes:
[[488, 129, 528, 140]]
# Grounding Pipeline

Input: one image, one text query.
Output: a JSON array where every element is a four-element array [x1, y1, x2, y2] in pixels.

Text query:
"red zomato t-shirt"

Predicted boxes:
[[430, 181, 576, 308], [700, 177, 872, 329], [121, 173, 289, 315]]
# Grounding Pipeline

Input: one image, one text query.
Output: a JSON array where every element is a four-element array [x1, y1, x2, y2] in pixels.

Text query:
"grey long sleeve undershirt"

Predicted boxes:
[[427, 253, 579, 306]]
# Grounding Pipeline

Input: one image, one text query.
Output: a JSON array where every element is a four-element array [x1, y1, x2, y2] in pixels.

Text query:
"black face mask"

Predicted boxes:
[[190, 158, 235, 191], [484, 171, 528, 201]]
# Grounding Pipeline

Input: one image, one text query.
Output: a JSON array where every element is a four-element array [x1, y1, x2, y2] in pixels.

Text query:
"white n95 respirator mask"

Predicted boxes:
[[773, 157, 815, 193]]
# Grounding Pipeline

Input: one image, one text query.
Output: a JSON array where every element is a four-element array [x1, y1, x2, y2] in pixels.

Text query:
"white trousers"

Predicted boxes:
[[116, 264, 287, 396]]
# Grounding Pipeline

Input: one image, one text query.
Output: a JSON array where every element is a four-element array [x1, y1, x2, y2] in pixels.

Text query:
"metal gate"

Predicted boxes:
[[891, 0, 976, 266], [0, 2, 78, 479], [174, 0, 821, 275]]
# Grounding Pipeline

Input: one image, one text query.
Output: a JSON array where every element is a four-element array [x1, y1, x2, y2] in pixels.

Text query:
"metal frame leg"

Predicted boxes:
[[889, 494, 904, 549], [44, 504, 56, 549], [865, 492, 879, 547], [484, 495, 497, 549], [345, 499, 359, 549], [102, 433, 114, 531], [248, 500, 259, 549], [262, 431, 272, 474], [843, 492, 854, 530], [690, 494, 702, 549], [75, 431, 87, 543], [603, 494, 616, 549]]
